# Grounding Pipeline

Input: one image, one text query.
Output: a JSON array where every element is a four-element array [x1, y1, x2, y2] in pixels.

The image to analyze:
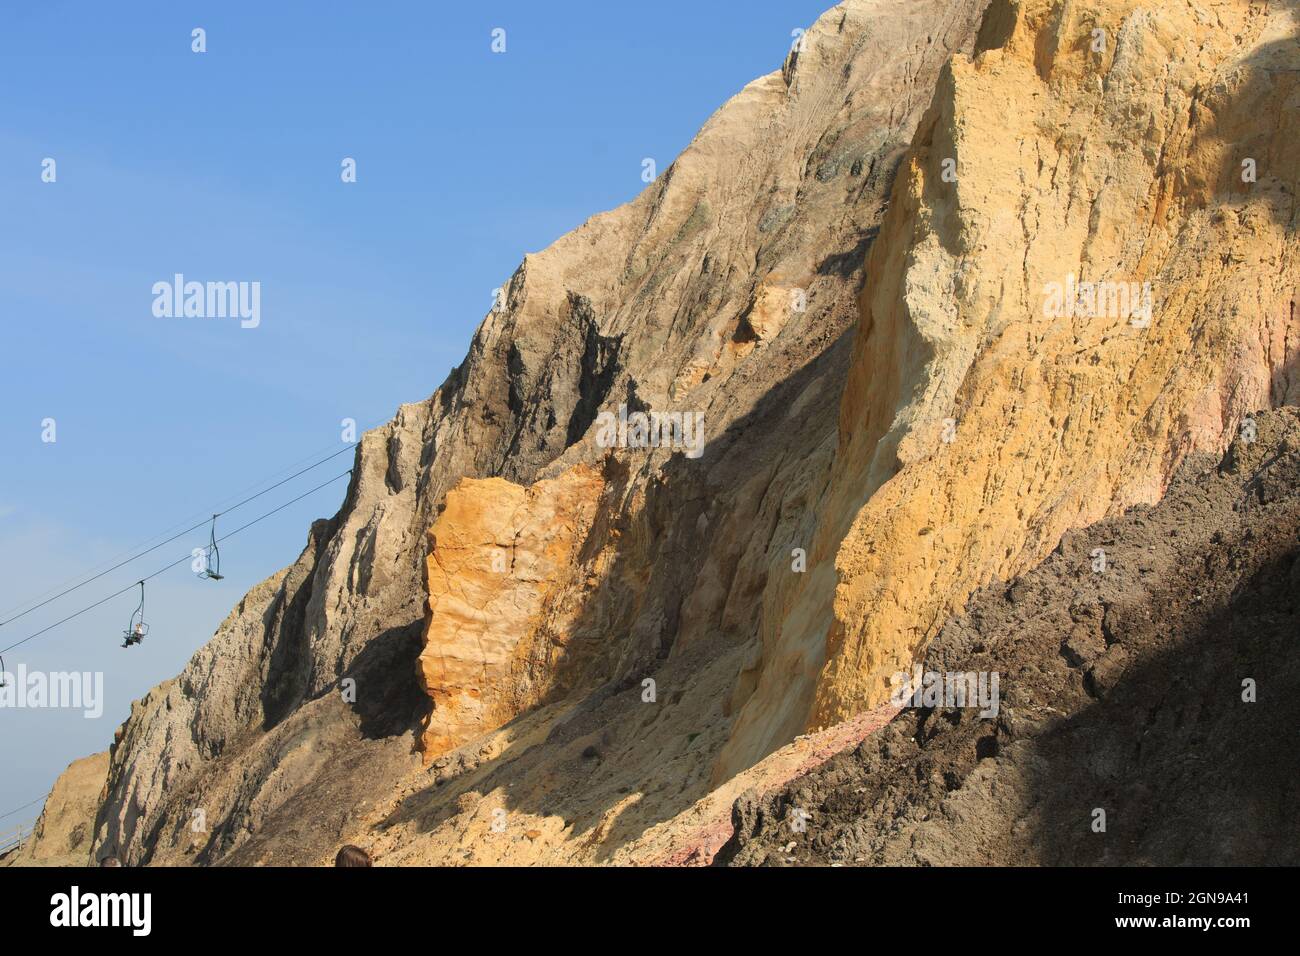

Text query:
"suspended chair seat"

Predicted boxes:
[[121, 583, 149, 648]]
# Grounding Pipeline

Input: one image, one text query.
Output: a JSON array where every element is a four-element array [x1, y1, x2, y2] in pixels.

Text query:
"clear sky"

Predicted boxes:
[[0, 0, 835, 831]]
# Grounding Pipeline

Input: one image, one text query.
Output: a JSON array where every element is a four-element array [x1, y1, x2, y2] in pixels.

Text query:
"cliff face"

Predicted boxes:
[[718, 0, 1300, 778], [4, 752, 108, 867], [35, 0, 988, 866], [20, 0, 1300, 867]]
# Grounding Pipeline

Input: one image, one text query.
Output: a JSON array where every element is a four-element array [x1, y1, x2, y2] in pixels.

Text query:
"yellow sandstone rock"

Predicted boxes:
[[418, 464, 606, 757], [718, 0, 1300, 777]]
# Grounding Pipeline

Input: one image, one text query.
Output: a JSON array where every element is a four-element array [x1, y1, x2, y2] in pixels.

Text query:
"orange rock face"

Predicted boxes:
[[417, 465, 607, 758]]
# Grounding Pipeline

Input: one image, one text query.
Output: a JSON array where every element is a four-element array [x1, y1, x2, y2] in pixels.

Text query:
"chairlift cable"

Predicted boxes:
[[0, 435, 359, 621], [0, 796, 46, 822], [0, 469, 353, 656], [0, 445, 357, 632], [0, 433, 372, 621]]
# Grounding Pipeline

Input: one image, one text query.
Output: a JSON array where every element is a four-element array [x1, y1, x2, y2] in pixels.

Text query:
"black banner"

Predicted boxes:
[[0, 865, 1274, 942]]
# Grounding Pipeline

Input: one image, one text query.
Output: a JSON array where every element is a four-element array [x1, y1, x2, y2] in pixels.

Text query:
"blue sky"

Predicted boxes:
[[0, 0, 833, 830]]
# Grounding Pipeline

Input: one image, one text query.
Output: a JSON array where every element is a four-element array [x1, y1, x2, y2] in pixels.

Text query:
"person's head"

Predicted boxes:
[[334, 845, 372, 867], [99, 856, 122, 867]]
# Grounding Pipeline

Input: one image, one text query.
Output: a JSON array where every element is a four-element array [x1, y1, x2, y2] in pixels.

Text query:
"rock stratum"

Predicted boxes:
[[14, 0, 1300, 866]]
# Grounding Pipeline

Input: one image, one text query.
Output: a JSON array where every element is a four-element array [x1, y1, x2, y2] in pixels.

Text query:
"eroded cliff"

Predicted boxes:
[[17, 0, 1300, 867], [720, 407, 1300, 866], [720, 0, 1300, 778]]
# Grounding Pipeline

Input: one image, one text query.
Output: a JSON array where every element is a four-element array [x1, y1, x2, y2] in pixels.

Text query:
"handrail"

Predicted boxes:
[[0, 820, 33, 854]]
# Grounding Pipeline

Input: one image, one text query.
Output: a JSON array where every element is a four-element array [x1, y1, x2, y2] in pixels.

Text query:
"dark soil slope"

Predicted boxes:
[[721, 407, 1300, 866]]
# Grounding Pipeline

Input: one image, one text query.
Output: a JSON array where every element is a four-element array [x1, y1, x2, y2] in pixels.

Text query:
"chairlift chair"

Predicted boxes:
[[200, 514, 224, 581], [121, 581, 149, 648]]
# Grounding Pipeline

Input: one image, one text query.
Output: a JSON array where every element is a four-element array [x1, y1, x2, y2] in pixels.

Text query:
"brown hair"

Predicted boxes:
[[334, 845, 372, 867]]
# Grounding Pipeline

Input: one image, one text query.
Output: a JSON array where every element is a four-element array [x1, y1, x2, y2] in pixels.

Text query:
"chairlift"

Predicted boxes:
[[121, 581, 149, 648], [0, 654, 7, 688], [199, 514, 224, 581]]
